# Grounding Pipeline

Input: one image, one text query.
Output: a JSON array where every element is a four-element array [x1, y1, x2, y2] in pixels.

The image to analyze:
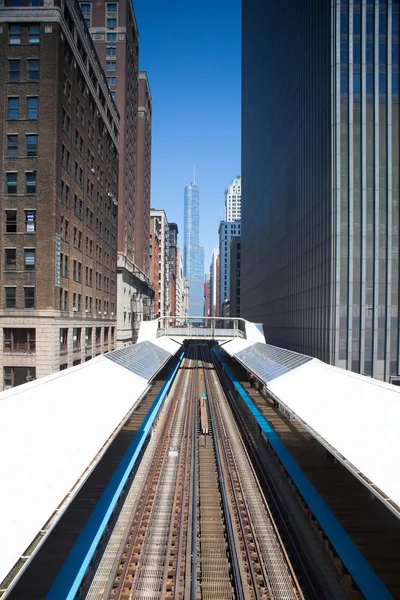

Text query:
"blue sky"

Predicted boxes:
[[133, 0, 241, 272]]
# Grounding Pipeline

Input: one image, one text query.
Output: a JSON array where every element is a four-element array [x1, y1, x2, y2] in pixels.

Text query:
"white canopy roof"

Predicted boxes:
[[223, 339, 400, 517], [0, 338, 181, 587]]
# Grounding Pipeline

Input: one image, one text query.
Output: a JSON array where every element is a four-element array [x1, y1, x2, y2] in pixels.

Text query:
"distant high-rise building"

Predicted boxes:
[[224, 175, 242, 222], [150, 210, 170, 318], [175, 247, 187, 325], [219, 221, 241, 315], [209, 247, 220, 318], [183, 179, 204, 319], [229, 237, 241, 317], [82, 0, 154, 347], [168, 223, 179, 321], [242, 0, 400, 382], [0, 1, 119, 389]]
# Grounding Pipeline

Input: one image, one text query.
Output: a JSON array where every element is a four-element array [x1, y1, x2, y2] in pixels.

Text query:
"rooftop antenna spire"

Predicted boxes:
[[193, 164, 196, 186]]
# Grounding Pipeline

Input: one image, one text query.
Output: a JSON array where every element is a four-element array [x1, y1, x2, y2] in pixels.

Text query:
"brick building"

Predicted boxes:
[[0, 0, 119, 389], [135, 71, 152, 279], [168, 223, 178, 323], [81, 0, 154, 346]]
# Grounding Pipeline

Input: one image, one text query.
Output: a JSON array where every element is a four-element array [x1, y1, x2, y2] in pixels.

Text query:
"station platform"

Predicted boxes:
[[1, 318, 400, 599]]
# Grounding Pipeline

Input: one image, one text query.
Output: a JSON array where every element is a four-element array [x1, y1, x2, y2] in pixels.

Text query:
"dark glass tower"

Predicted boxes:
[[183, 181, 204, 318], [242, 0, 399, 382]]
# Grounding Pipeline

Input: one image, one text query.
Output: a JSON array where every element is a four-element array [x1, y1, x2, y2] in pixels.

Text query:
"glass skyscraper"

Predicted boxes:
[[242, 0, 399, 382], [183, 182, 204, 318]]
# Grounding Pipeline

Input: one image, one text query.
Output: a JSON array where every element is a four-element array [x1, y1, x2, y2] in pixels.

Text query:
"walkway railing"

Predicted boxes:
[[156, 316, 247, 340]]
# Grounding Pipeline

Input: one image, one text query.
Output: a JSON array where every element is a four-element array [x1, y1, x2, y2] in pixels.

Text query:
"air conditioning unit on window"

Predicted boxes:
[[73, 307, 78, 312]]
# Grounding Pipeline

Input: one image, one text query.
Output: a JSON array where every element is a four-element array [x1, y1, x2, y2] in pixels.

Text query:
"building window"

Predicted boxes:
[[62, 108, 71, 135], [4, 366, 36, 389], [6, 173, 17, 195], [6, 211, 17, 233], [107, 18, 117, 28], [106, 46, 116, 56], [24, 249, 35, 270], [24, 210, 35, 233], [106, 76, 116, 87], [106, 32, 117, 41], [4, 287, 16, 309], [5, 248, 16, 271], [29, 24, 40, 44], [24, 287, 35, 309], [95, 327, 101, 344], [111, 91, 116, 101], [25, 172, 36, 194], [4, 328, 35, 353], [26, 134, 38, 157], [27, 59, 39, 81], [6, 135, 18, 158], [9, 59, 20, 82], [9, 25, 20, 45], [72, 328, 81, 350], [7, 97, 19, 121], [60, 328, 68, 352], [27, 97, 39, 119], [63, 254, 68, 277], [106, 61, 116, 72]]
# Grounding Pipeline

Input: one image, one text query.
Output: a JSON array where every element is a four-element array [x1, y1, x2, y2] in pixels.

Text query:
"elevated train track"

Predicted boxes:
[[96, 342, 305, 600], [5, 340, 381, 600]]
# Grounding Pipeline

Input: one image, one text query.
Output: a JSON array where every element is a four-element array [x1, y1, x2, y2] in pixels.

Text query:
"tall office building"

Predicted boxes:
[[135, 72, 152, 278], [219, 221, 241, 315], [183, 180, 204, 319], [229, 236, 241, 317], [81, 0, 154, 347], [224, 175, 242, 222], [0, 1, 119, 389], [242, 0, 400, 382]]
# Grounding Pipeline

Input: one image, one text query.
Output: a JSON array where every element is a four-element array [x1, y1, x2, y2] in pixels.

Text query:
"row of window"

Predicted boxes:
[[7, 96, 38, 120], [2, 324, 114, 356], [5, 172, 36, 195], [8, 59, 39, 82], [6, 134, 38, 158], [58, 288, 115, 315], [4, 286, 35, 309], [80, 2, 119, 29], [60, 325, 114, 353], [4, 248, 35, 271], [4, 210, 36, 233], [8, 23, 40, 45]]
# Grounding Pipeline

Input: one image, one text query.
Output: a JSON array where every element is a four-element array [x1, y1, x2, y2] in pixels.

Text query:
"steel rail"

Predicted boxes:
[[191, 347, 198, 600], [207, 348, 303, 600], [214, 355, 316, 599], [200, 346, 245, 600], [203, 351, 269, 600], [109, 357, 188, 599]]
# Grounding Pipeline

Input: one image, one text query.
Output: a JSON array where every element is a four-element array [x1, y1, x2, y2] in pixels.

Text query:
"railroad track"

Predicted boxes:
[[97, 342, 304, 600]]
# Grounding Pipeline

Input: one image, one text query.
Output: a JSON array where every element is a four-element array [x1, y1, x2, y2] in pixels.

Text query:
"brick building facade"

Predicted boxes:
[[0, 0, 119, 389], [82, 0, 154, 346]]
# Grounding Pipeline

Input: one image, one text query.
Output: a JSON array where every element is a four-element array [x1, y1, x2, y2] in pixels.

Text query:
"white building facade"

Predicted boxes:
[[224, 175, 242, 222]]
